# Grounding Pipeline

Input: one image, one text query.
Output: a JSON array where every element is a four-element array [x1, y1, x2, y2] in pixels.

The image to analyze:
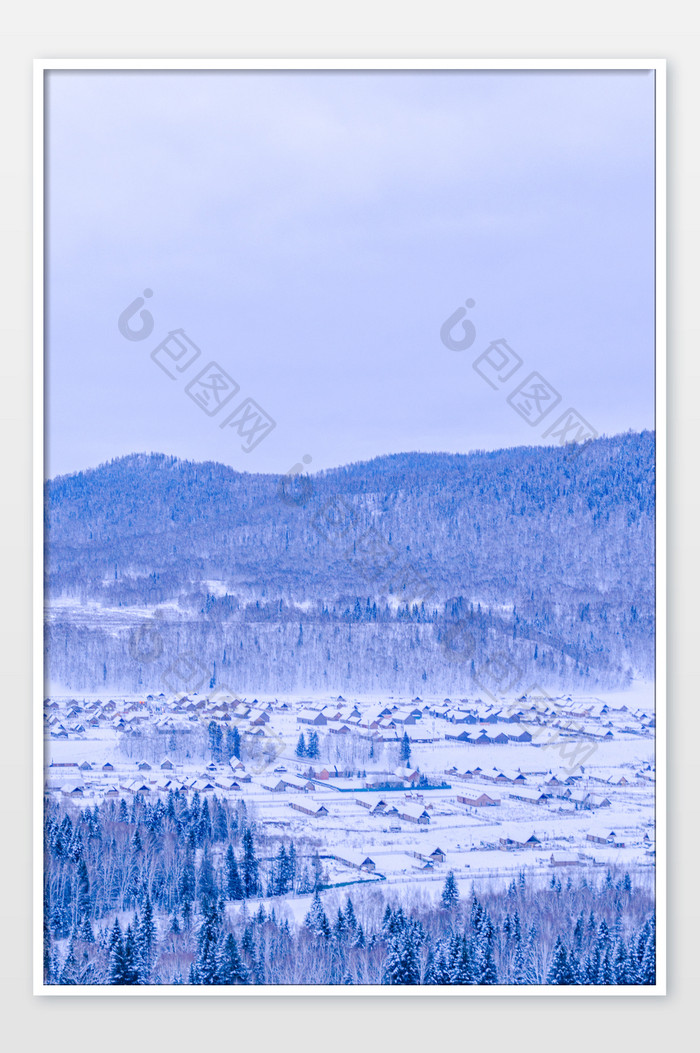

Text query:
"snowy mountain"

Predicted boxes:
[[45, 431, 655, 693]]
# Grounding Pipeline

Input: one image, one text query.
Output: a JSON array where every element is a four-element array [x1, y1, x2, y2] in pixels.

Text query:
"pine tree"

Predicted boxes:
[[441, 871, 459, 911], [216, 932, 249, 984], [598, 947, 614, 985], [225, 843, 244, 900], [108, 918, 127, 984], [304, 890, 331, 939], [475, 928, 499, 984], [241, 922, 256, 959], [43, 885, 53, 983], [195, 900, 221, 985], [79, 915, 94, 943], [225, 727, 236, 761], [383, 929, 420, 985], [208, 721, 218, 760], [311, 852, 324, 891], [612, 938, 631, 984], [638, 915, 656, 984], [197, 844, 217, 909], [447, 933, 474, 984], [344, 897, 358, 934], [169, 906, 181, 935], [512, 909, 522, 945], [333, 907, 347, 942], [400, 731, 411, 765], [213, 797, 228, 842], [180, 847, 196, 924], [352, 923, 366, 949], [59, 933, 79, 985], [422, 941, 437, 984], [426, 938, 451, 984], [547, 936, 576, 984], [75, 856, 92, 929], [512, 934, 525, 983], [522, 924, 540, 984], [137, 896, 157, 981], [241, 828, 259, 898], [123, 924, 138, 984], [190, 792, 201, 837], [182, 897, 193, 931], [295, 733, 307, 758], [287, 841, 297, 892], [573, 910, 585, 952], [198, 798, 212, 845], [274, 844, 289, 895]]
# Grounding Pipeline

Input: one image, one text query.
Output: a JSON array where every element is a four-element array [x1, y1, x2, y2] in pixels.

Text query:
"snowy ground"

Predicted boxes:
[[44, 686, 656, 904]]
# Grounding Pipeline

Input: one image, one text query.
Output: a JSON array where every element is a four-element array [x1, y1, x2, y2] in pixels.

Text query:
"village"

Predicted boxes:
[[44, 686, 656, 896]]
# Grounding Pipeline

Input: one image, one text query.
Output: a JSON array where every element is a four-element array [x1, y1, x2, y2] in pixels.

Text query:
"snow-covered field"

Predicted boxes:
[[44, 685, 656, 902]]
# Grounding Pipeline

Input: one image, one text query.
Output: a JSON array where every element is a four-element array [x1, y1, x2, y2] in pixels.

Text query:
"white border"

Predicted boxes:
[[33, 57, 666, 996]]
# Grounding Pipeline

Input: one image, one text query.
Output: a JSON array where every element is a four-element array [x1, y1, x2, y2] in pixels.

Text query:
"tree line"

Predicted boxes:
[[44, 794, 655, 986], [45, 433, 654, 693]]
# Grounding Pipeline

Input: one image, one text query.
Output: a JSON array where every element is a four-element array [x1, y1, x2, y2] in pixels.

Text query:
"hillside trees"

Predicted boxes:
[[46, 433, 655, 693]]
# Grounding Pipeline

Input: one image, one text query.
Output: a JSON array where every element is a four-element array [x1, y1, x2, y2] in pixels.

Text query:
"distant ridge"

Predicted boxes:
[[45, 431, 655, 694]]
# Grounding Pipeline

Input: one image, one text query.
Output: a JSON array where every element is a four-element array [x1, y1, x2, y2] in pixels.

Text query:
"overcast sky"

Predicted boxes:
[[45, 69, 656, 478]]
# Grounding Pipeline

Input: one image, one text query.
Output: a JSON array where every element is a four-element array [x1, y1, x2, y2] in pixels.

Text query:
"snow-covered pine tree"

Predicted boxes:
[[383, 929, 420, 985], [225, 843, 244, 900], [400, 731, 411, 764], [241, 827, 260, 898], [304, 890, 331, 939], [441, 871, 459, 911], [216, 932, 249, 984], [547, 936, 577, 985]]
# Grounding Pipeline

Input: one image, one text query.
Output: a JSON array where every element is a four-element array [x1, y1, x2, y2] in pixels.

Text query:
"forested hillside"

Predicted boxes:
[[45, 432, 655, 693], [44, 794, 655, 986]]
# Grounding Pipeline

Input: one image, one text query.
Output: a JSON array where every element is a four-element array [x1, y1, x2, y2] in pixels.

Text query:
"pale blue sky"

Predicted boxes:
[[45, 69, 656, 478]]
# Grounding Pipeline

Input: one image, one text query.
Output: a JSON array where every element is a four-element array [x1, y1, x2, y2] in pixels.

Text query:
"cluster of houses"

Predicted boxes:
[[445, 727, 532, 744], [46, 754, 255, 798], [296, 700, 435, 741], [431, 694, 654, 738], [45, 691, 654, 758], [328, 846, 447, 875], [45, 690, 655, 880], [45, 693, 292, 743], [445, 761, 649, 812]]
